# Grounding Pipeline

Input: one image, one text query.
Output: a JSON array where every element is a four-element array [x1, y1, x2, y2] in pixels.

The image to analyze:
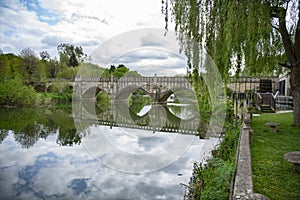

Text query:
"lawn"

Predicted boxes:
[[251, 112, 300, 200]]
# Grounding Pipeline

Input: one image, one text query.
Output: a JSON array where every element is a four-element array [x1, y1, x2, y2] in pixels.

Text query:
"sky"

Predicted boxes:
[[0, 0, 188, 76]]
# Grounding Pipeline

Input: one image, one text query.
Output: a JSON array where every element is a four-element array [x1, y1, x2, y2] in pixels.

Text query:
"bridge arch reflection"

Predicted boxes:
[[73, 99, 207, 138]]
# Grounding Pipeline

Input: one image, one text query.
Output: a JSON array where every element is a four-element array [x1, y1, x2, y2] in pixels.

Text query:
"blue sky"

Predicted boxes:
[[0, 0, 187, 76], [19, 0, 60, 25]]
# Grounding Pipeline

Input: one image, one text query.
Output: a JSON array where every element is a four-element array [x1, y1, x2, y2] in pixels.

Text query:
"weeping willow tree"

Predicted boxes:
[[162, 0, 300, 126]]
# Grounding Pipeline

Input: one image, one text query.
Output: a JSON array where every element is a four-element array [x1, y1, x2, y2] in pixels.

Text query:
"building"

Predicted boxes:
[[278, 71, 291, 96]]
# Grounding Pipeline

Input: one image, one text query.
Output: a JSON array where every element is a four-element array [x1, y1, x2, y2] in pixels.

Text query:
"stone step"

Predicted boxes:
[[260, 105, 274, 113]]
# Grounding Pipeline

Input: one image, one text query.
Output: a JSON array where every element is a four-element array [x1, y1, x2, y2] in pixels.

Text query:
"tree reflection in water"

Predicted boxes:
[[0, 91, 202, 148], [0, 107, 80, 148]]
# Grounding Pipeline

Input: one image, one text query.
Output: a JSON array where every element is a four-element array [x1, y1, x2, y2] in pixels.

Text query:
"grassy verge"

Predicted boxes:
[[251, 112, 300, 199]]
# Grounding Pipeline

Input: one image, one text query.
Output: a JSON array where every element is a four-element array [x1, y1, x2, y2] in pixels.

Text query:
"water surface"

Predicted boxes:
[[0, 106, 219, 200]]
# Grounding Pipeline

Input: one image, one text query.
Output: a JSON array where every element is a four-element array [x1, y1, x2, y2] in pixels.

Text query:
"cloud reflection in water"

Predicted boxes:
[[0, 128, 219, 200]]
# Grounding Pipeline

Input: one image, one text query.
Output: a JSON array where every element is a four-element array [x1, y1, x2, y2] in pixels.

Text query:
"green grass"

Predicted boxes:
[[251, 112, 300, 200], [185, 123, 240, 199]]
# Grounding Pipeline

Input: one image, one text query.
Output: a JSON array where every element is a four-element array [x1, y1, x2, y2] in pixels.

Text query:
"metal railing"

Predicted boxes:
[[276, 95, 293, 110]]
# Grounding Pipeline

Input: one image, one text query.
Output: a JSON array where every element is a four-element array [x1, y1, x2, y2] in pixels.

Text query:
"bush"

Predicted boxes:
[[0, 79, 37, 106], [49, 81, 72, 94], [36, 93, 54, 106], [186, 158, 235, 200], [185, 122, 240, 199], [212, 126, 239, 161], [47, 81, 72, 103]]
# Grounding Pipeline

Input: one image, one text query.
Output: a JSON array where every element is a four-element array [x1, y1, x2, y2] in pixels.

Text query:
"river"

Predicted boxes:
[[0, 103, 220, 200]]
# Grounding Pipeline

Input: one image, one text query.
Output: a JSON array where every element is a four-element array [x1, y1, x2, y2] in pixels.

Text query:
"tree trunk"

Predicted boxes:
[[290, 66, 300, 126], [277, 6, 300, 126]]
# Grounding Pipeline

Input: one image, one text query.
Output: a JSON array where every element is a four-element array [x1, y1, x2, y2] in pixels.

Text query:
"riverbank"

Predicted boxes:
[[184, 122, 240, 199], [251, 112, 300, 199], [185, 110, 300, 199]]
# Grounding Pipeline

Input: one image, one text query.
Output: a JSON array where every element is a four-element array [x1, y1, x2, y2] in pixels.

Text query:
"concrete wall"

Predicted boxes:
[[232, 111, 269, 200]]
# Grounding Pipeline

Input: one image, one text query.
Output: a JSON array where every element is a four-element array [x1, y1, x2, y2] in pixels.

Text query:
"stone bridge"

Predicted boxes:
[[72, 76, 194, 102]]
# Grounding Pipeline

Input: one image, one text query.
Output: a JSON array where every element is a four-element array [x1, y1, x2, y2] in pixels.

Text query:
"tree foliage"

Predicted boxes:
[[163, 0, 300, 125], [0, 79, 37, 106], [57, 43, 87, 67], [20, 48, 47, 84], [0, 53, 22, 80], [77, 63, 105, 78], [102, 64, 131, 77], [163, 0, 289, 76], [39, 50, 50, 61], [0, 54, 10, 80], [0, 46, 140, 106], [45, 59, 60, 78]]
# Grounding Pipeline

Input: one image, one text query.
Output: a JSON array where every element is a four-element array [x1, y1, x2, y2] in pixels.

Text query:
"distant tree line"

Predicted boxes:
[[0, 44, 140, 106]]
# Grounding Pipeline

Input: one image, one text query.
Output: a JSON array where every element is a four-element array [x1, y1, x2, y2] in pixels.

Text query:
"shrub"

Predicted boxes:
[[0, 79, 37, 106], [49, 81, 72, 94], [185, 122, 240, 199]]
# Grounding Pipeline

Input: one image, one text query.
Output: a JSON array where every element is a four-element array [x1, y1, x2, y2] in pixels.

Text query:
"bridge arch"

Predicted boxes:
[[82, 86, 99, 99], [159, 87, 196, 102], [114, 84, 152, 101], [82, 86, 110, 99], [74, 76, 195, 102]]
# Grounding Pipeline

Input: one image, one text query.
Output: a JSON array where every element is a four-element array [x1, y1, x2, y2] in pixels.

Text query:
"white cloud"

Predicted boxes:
[[113, 49, 187, 76], [0, 0, 55, 54], [41, 34, 74, 46], [89, 28, 186, 76], [0, 0, 174, 60]]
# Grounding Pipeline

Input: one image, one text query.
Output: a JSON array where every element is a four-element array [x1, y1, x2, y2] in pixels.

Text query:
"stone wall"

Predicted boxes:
[[232, 109, 269, 200]]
